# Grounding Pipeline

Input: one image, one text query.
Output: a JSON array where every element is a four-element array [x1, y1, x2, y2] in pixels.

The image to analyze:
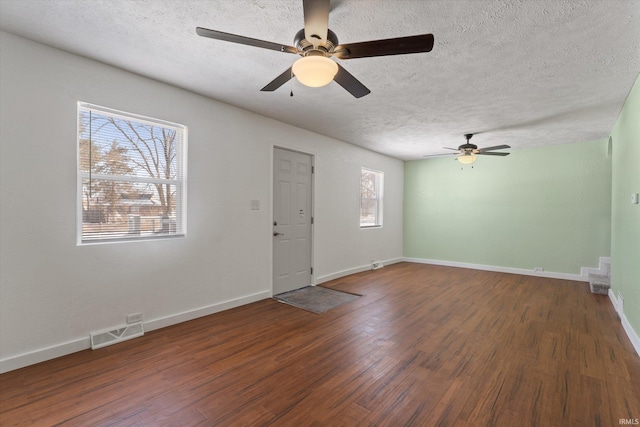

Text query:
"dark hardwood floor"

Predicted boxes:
[[1, 262, 639, 426]]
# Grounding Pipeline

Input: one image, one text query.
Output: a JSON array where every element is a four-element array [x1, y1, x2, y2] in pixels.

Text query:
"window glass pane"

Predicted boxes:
[[81, 179, 180, 241], [360, 168, 383, 227], [78, 103, 186, 243]]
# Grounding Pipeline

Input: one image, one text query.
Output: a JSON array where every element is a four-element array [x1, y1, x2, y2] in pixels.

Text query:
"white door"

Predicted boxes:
[[273, 147, 313, 295]]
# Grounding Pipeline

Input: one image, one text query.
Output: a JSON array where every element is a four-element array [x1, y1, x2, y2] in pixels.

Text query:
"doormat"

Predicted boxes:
[[274, 286, 361, 314]]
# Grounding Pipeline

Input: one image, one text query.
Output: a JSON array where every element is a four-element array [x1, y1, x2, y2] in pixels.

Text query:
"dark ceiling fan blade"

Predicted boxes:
[[260, 67, 294, 92], [196, 27, 298, 54], [423, 153, 456, 158], [333, 64, 371, 98], [478, 144, 511, 152], [477, 152, 510, 156], [334, 34, 434, 59], [303, 0, 330, 46]]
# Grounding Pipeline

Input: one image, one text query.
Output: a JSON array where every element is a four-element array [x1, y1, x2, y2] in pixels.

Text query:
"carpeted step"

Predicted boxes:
[[589, 273, 610, 295]]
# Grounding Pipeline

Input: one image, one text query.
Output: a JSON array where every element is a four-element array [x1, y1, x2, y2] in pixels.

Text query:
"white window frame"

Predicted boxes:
[[77, 102, 187, 244], [360, 168, 383, 228]]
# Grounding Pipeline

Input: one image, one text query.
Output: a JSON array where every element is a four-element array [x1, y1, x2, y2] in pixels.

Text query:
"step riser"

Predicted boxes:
[[588, 271, 610, 295], [590, 282, 610, 295]]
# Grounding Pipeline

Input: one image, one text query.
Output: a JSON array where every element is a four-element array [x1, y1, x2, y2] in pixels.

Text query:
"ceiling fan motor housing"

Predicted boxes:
[[459, 134, 478, 154], [458, 143, 478, 154], [294, 28, 339, 56]]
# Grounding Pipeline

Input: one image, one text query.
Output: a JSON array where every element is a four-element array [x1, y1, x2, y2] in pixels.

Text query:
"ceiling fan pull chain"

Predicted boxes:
[[290, 68, 294, 97]]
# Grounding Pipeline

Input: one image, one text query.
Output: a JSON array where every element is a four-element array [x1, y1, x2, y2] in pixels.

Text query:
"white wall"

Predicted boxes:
[[0, 32, 403, 372]]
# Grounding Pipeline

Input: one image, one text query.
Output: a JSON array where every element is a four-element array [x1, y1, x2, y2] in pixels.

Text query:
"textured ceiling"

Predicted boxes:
[[1, 0, 638, 160]]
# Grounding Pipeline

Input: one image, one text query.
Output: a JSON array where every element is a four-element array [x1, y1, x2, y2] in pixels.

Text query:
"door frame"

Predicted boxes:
[[271, 145, 315, 296]]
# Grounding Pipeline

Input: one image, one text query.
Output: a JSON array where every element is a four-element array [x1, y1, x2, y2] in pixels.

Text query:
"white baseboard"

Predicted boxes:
[[144, 290, 270, 333], [0, 337, 90, 375], [315, 265, 371, 285], [0, 290, 271, 374], [315, 257, 403, 285], [608, 288, 620, 312], [608, 289, 640, 357], [403, 257, 586, 282], [621, 315, 640, 358]]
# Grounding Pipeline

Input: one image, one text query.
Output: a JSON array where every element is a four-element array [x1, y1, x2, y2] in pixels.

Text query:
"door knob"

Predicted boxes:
[[273, 232, 284, 236]]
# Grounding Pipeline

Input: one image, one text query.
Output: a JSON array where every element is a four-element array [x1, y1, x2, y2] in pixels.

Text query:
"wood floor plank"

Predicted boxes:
[[1, 263, 639, 426]]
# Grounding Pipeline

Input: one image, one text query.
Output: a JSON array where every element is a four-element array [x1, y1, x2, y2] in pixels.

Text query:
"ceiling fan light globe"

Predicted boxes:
[[292, 56, 338, 87], [456, 154, 477, 164]]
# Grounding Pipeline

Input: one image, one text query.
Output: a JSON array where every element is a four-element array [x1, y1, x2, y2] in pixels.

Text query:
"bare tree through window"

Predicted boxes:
[[360, 168, 383, 227]]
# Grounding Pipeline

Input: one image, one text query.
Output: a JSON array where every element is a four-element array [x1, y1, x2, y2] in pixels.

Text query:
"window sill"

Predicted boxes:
[[79, 233, 185, 245]]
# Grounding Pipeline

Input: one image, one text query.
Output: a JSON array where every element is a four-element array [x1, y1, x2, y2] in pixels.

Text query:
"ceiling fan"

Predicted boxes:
[[196, 0, 434, 98], [428, 134, 511, 165]]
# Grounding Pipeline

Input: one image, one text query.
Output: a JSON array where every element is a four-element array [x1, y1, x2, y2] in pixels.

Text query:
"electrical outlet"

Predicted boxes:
[[126, 313, 143, 324]]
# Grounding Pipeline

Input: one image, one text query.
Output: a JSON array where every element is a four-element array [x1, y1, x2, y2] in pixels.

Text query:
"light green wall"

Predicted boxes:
[[404, 139, 612, 275], [610, 73, 640, 336]]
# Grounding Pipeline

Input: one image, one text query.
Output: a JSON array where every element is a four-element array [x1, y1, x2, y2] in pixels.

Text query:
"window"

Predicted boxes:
[[77, 102, 187, 243], [360, 168, 383, 227]]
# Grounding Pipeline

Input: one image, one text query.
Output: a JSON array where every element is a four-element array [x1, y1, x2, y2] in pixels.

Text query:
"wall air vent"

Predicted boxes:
[[90, 323, 144, 350]]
